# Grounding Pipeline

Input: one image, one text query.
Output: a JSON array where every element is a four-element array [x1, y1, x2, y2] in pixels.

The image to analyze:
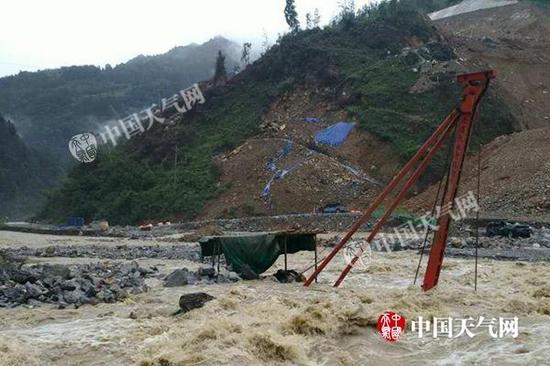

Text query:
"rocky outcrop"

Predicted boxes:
[[0, 253, 151, 308]]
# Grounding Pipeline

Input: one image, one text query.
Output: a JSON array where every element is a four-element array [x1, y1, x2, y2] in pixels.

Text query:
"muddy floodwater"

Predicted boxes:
[[1, 231, 549, 365]]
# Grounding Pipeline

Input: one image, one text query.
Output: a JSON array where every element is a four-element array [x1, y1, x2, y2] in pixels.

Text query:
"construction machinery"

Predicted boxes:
[[303, 70, 495, 291]]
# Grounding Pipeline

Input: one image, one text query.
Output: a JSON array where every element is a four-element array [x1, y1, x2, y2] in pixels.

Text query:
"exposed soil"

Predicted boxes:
[[429, 0, 520, 21], [193, 2, 550, 227], [202, 1, 550, 223], [434, 0, 550, 129], [200, 88, 400, 219], [405, 127, 550, 221]]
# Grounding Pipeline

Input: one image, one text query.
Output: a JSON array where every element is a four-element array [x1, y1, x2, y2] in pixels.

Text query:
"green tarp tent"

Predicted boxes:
[[199, 232, 316, 276]]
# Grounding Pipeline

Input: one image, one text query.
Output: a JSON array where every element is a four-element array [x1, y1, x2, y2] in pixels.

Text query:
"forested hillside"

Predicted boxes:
[[0, 36, 241, 165], [0, 114, 61, 219], [38, 1, 517, 225]]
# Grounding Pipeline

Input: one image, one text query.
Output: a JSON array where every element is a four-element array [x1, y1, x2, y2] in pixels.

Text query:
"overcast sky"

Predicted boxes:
[[0, 0, 373, 77]]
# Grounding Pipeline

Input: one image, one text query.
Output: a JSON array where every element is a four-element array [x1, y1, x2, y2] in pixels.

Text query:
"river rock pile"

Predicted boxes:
[[0, 254, 151, 308], [4, 244, 200, 261], [163, 267, 241, 287]]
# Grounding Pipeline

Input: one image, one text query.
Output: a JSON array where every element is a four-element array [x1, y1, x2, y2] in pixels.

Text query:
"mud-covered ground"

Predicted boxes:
[[0, 230, 549, 366]]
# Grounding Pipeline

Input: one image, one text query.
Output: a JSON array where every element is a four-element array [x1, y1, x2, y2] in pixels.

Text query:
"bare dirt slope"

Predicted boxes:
[[429, 0, 520, 20], [200, 89, 401, 219], [405, 127, 550, 221], [202, 2, 550, 221], [434, 0, 550, 129]]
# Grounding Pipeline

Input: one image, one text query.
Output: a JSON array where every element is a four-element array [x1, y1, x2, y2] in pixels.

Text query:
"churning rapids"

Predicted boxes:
[[0, 230, 549, 365]]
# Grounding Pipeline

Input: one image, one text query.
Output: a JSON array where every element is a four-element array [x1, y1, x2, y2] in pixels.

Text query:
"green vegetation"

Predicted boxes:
[[284, 0, 300, 32], [372, 206, 422, 226], [241, 43, 252, 66], [39, 77, 276, 224], [214, 50, 228, 86], [358, 0, 462, 18], [347, 59, 515, 185], [530, 0, 550, 7], [38, 0, 517, 225], [0, 37, 241, 165], [0, 114, 61, 219]]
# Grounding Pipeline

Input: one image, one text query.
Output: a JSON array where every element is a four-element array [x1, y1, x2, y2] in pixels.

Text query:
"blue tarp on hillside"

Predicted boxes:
[[261, 140, 313, 208], [304, 117, 321, 123], [261, 169, 289, 201], [266, 141, 293, 172], [262, 141, 295, 208], [314, 122, 354, 146]]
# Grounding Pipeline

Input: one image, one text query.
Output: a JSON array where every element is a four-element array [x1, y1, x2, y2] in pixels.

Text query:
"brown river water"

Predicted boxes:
[[0, 231, 549, 365]]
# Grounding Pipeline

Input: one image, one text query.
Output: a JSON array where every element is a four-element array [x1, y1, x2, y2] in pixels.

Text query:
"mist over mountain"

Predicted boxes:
[[0, 36, 242, 165], [3, 0, 548, 224], [0, 114, 61, 219], [38, 0, 519, 225]]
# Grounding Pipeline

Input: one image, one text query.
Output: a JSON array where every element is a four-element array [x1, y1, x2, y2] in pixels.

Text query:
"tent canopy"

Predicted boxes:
[[199, 232, 316, 275]]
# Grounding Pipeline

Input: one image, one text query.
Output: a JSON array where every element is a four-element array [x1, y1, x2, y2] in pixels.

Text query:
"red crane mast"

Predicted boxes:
[[303, 70, 495, 290]]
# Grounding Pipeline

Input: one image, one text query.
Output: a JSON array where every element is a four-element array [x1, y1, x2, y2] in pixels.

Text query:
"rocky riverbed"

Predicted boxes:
[[0, 230, 549, 365], [2, 243, 201, 261], [0, 253, 152, 308]]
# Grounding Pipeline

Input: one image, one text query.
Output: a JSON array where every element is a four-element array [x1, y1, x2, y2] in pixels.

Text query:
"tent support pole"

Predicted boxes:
[[284, 237, 288, 272], [211, 246, 215, 267], [217, 248, 221, 274], [314, 240, 318, 283]]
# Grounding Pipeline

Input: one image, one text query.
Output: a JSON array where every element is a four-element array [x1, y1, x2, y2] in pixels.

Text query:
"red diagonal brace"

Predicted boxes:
[[333, 114, 457, 287], [303, 70, 495, 290], [303, 109, 459, 287]]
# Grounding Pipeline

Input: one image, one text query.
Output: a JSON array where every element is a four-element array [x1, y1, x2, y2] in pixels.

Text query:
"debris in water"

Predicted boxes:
[[177, 292, 215, 314], [273, 269, 305, 283]]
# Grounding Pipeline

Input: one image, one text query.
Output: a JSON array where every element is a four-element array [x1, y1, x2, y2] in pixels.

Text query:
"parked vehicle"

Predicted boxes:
[[317, 203, 349, 214], [486, 221, 531, 238]]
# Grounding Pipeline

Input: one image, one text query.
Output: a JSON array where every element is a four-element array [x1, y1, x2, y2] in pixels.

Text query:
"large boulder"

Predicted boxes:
[[164, 268, 196, 287], [178, 292, 215, 313]]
